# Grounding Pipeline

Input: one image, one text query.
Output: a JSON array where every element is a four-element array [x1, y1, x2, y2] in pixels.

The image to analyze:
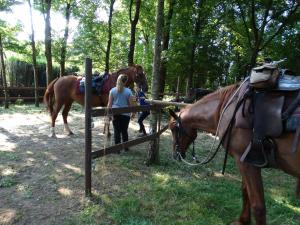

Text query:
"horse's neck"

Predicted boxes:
[[110, 72, 119, 85], [114, 67, 134, 87], [181, 86, 236, 135]]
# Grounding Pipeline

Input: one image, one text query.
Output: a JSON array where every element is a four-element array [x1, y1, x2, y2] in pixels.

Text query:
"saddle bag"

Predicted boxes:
[[250, 64, 280, 89]]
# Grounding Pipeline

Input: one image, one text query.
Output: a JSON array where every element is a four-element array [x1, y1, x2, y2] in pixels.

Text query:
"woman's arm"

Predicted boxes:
[[107, 93, 113, 108]]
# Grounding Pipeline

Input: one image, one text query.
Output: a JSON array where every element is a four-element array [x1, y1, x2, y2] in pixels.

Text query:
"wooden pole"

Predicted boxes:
[[175, 76, 180, 102], [145, 99, 190, 107], [85, 58, 92, 196], [0, 34, 9, 108]]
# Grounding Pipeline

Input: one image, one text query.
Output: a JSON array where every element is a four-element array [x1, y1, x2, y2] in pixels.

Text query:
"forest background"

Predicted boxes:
[[0, 0, 300, 95]]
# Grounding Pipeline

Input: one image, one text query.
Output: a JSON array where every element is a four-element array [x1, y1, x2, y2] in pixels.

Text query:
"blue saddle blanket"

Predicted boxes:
[[79, 73, 108, 95]]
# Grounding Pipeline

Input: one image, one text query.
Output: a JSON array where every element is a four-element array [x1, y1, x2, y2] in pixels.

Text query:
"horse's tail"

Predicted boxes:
[[296, 178, 300, 197], [43, 78, 59, 115]]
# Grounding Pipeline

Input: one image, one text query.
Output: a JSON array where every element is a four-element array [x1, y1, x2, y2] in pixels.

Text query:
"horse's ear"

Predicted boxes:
[[169, 109, 178, 119]]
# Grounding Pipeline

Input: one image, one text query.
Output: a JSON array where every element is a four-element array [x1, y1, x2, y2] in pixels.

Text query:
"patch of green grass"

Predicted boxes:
[[0, 151, 20, 161], [0, 175, 18, 188], [63, 205, 106, 225], [0, 104, 43, 114]]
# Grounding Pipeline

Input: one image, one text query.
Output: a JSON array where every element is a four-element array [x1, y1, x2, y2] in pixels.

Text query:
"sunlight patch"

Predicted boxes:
[[1, 168, 17, 176], [286, 203, 300, 213], [58, 187, 73, 196], [154, 172, 170, 183], [0, 209, 16, 224], [64, 164, 81, 174], [0, 142, 16, 152]]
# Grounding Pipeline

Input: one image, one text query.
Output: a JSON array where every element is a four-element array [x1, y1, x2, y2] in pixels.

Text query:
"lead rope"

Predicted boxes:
[[177, 77, 250, 167]]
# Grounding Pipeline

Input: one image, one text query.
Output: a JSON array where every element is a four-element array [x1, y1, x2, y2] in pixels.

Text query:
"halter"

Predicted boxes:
[[174, 115, 222, 167], [174, 115, 197, 162]]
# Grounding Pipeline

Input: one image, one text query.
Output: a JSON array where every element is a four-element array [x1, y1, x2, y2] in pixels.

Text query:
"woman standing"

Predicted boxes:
[[135, 85, 150, 136], [107, 74, 135, 149]]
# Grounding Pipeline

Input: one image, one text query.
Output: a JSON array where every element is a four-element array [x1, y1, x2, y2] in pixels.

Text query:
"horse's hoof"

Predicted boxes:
[[49, 133, 57, 138]]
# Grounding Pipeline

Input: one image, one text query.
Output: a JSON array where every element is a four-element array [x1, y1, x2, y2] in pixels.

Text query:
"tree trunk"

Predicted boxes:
[[44, 0, 53, 85], [60, 2, 71, 77], [0, 33, 9, 108], [186, 0, 202, 98], [147, 0, 164, 165], [105, 0, 115, 73], [127, 0, 141, 65], [28, 0, 39, 107], [159, 0, 175, 96]]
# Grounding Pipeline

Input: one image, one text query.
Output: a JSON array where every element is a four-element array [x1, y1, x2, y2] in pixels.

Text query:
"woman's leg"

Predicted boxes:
[[120, 115, 130, 142], [138, 111, 150, 134], [112, 115, 122, 144]]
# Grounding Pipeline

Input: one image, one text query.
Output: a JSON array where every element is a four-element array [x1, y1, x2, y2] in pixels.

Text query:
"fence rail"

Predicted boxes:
[[0, 86, 46, 90], [91, 125, 169, 159], [0, 86, 46, 104]]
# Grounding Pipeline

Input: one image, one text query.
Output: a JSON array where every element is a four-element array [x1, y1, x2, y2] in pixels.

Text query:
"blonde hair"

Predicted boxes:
[[116, 74, 128, 92]]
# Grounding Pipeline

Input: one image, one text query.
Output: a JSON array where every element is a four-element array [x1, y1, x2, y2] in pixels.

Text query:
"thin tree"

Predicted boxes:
[[104, 0, 116, 73], [28, 0, 39, 107], [186, 0, 202, 98], [159, 0, 175, 95], [147, 0, 164, 165], [127, 0, 141, 65], [0, 33, 8, 108], [60, 0, 72, 77], [42, 0, 54, 85]]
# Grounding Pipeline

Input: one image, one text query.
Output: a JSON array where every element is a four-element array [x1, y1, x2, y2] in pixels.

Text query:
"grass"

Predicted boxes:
[[65, 133, 300, 225], [0, 175, 18, 188], [1, 104, 299, 225]]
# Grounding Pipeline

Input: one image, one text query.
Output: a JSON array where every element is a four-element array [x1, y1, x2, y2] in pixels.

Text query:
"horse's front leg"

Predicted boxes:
[[235, 161, 266, 225], [231, 178, 251, 225]]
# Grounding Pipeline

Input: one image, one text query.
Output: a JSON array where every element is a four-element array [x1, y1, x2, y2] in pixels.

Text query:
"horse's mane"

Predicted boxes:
[[199, 83, 239, 104]]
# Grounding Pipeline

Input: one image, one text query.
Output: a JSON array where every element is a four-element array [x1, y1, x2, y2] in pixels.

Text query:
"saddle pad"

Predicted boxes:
[[235, 98, 253, 129], [218, 81, 249, 137], [285, 106, 300, 132], [277, 75, 300, 91]]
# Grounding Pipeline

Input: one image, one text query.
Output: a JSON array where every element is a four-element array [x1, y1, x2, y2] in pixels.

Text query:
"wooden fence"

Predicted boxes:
[[84, 58, 190, 196], [0, 86, 45, 103]]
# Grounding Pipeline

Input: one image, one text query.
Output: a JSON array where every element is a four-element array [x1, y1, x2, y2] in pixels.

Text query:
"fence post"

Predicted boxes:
[[85, 58, 92, 196]]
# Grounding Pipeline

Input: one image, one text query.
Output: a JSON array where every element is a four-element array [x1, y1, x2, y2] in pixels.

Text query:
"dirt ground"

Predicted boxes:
[[0, 106, 157, 225]]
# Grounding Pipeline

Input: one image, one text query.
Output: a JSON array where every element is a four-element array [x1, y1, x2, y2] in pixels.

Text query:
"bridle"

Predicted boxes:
[[173, 115, 197, 162]]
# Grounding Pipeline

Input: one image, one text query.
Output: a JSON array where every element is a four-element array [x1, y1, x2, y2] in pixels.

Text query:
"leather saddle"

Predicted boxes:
[[235, 75, 300, 168]]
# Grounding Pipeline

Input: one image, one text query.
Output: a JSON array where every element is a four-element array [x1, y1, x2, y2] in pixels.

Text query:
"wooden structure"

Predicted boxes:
[[84, 58, 190, 196], [0, 86, 45, 103]]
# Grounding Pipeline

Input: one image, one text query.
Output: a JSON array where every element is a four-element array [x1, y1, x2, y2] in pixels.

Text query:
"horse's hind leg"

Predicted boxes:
[[50, 101, 63, 138], [62, 100, 74, 135], [236, 162, 266, 225]]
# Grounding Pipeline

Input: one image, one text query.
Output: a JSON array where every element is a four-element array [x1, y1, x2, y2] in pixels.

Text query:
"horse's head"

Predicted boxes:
[[129, 64, 148, 92], [169, 109, 197, 160]]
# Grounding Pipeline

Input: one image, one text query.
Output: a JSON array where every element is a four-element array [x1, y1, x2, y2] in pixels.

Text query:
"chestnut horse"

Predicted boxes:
[[44, 64, 148, 137], [169, 84, 300, 225]]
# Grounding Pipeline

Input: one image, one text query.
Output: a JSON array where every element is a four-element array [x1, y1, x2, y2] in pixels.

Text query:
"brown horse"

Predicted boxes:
[[44, 64, 148, 137], [169, 84, 300, 225]]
